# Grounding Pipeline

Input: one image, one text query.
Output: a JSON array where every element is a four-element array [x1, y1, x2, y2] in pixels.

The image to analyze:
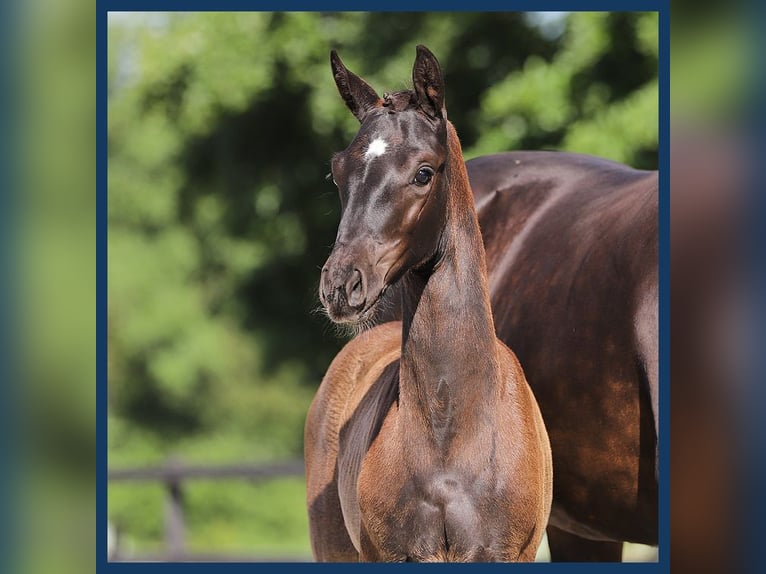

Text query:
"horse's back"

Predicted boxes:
[[467, 151, 656, 276], [467, 150, 653, 202]]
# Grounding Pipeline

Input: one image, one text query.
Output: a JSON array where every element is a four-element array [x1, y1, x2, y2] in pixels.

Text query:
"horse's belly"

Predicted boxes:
[[549, 499, 657, 546]]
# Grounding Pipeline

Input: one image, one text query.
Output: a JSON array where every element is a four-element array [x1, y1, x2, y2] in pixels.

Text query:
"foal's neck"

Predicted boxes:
[[398, 123, 500, 439]]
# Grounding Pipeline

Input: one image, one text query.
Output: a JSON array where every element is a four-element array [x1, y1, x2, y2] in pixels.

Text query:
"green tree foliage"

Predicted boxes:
[[108, 11, 657, 556]]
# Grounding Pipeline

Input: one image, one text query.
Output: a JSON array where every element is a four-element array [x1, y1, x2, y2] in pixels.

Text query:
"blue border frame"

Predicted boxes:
[[1, 0, 19, 571], [749, 0, 766, 569], [97, 2, 670, 572], [101, 1, 663, 12]]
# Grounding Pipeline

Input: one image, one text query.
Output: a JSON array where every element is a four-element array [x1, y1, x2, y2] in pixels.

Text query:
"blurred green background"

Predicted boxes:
[[106, 11, 658, 560]]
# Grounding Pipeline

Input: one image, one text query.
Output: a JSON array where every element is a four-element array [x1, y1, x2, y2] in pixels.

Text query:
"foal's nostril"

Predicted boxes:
[[320, 271, 334, 306], [346, 269, 366, 309]]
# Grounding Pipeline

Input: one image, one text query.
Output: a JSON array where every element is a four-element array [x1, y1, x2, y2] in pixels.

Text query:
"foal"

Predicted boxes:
[[304, 45, 552, 562]]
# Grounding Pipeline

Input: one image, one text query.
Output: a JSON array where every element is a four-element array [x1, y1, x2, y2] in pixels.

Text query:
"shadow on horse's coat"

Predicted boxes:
[[304, 45, 552, 562]]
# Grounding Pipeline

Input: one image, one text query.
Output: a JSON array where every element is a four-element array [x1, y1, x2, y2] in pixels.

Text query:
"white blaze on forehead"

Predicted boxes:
[[364, 137, 388, 160]]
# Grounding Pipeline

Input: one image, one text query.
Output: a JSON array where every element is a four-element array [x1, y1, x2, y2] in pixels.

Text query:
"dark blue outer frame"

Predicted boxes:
[[1, 0, 20, 572], [96, 2, 670, 572], [744, 0, 766, 570]]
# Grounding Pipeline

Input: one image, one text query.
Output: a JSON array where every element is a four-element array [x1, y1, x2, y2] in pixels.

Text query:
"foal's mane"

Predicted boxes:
[[381, 90, 416, 112]]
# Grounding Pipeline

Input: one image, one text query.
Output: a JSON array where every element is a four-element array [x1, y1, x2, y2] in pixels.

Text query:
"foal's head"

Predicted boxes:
[[320, 45, 451, 325]]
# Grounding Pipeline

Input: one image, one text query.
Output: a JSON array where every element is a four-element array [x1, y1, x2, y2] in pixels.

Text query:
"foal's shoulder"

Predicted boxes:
[[344, 321, 402, 359], [324, 322, 402, 388], [318, 321, 402, 428]]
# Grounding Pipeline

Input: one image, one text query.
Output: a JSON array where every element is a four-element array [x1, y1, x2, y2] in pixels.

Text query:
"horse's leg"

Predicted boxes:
[[546, 525, 623, 562], [305, 404, 358, 561], [307, 480, 359, 561]]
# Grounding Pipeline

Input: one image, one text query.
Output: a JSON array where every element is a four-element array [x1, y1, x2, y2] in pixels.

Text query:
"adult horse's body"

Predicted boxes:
[[304, 46, 552, 562], [382, 151, 659, 560], [467, 151, 658, 560]]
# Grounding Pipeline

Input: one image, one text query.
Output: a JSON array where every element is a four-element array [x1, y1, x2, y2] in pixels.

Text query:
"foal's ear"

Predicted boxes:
[[412, 45, 445, 120], [330, 50, 380, 122]]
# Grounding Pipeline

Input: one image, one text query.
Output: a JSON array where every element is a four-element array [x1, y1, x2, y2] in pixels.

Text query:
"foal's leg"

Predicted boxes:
[[307, 479, 359, 561], [546, 525, 623, 562]]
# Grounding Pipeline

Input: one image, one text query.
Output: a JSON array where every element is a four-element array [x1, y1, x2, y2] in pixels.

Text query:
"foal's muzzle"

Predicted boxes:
[[320, 261, 375, 322], [320, 265, 367, 317], [320, 242, 391, 324]]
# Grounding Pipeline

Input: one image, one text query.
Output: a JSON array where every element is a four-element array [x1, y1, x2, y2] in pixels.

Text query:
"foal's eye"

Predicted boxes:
[[413, 167, 434, 186]]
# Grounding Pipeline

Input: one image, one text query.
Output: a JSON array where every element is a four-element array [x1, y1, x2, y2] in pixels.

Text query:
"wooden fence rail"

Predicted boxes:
[[108, 458, 308, 562]]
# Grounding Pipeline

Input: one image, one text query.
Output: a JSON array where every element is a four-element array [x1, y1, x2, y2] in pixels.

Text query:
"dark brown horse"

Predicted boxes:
[[304, 46, 552, 562], [467, 151, 658, 561]]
